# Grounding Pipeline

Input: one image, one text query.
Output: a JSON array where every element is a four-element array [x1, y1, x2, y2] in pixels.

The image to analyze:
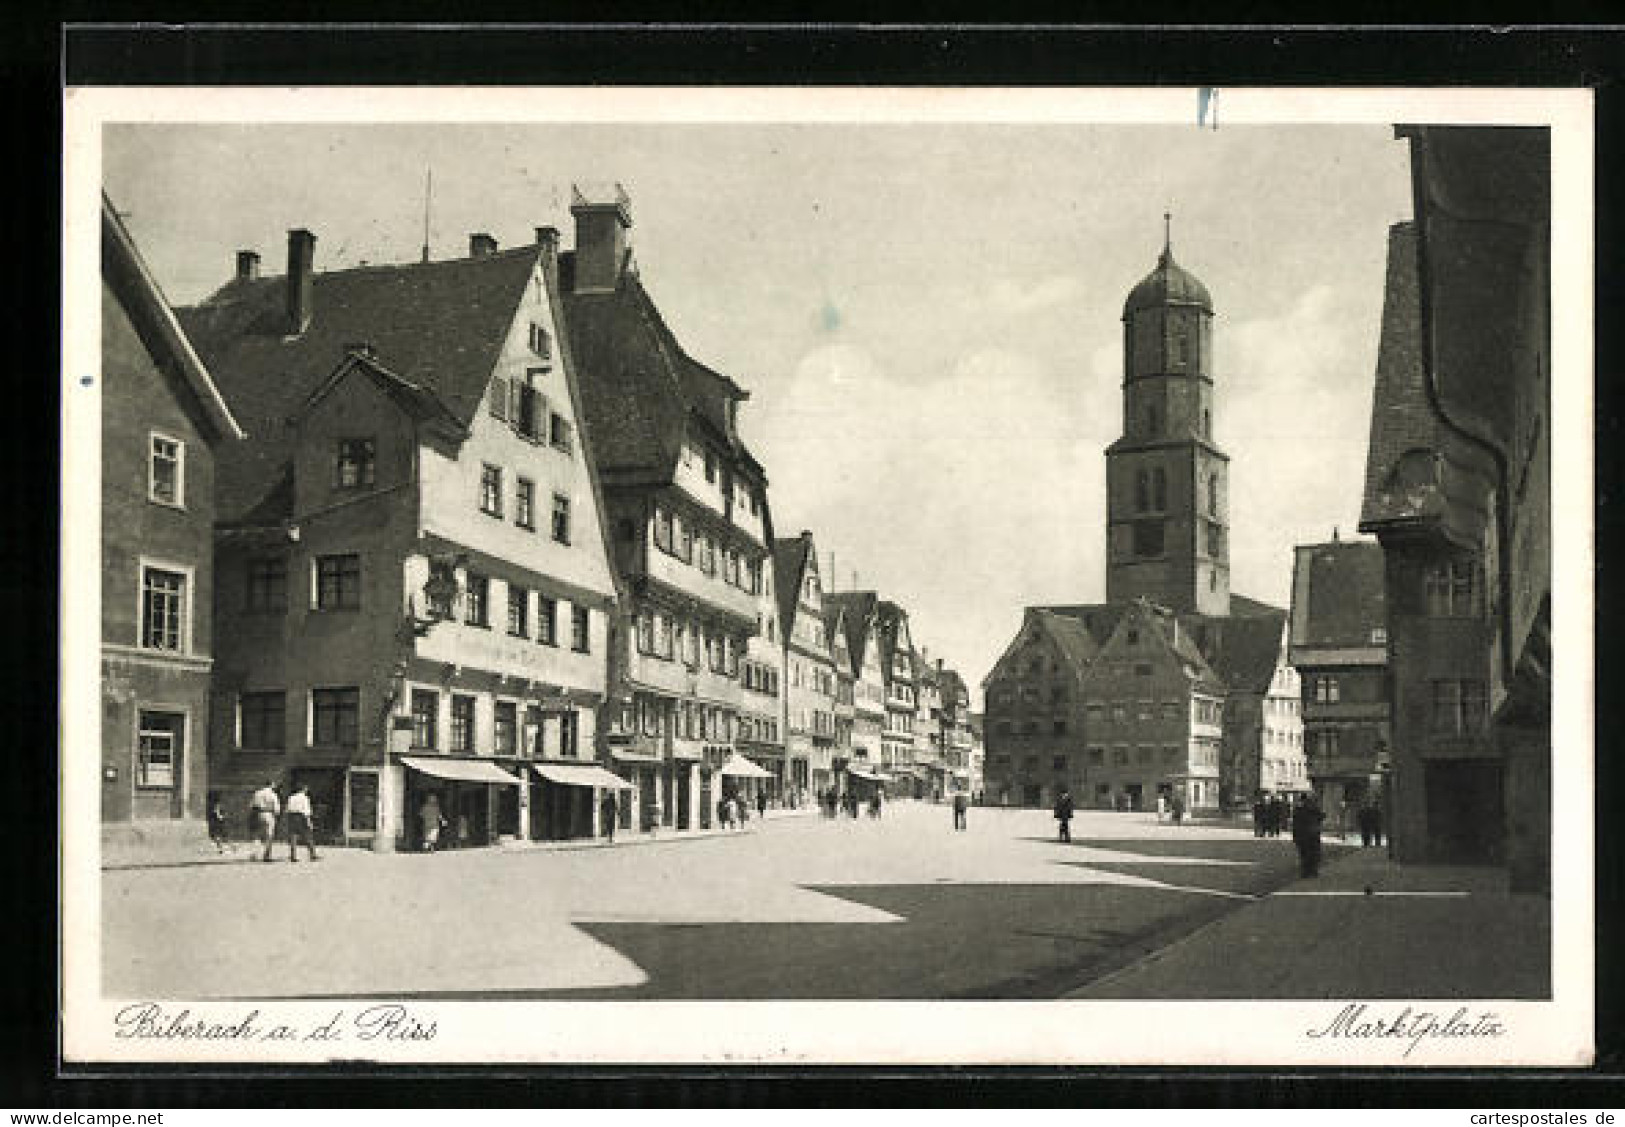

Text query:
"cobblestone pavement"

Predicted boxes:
[[103, 804, 1401, 1000]]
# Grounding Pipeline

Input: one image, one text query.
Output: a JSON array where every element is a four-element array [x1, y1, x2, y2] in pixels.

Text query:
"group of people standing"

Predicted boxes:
[[716, 789, 768, 830], [1251, 792, 1300, 838], [821, 787, 884, 820]]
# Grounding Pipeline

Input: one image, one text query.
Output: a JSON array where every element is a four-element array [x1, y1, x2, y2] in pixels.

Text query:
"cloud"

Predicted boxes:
[[987, 274, 1085, 315]]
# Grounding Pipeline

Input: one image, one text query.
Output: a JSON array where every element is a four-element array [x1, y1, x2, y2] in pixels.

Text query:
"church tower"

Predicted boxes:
[[1105, 219, 1230, 616]]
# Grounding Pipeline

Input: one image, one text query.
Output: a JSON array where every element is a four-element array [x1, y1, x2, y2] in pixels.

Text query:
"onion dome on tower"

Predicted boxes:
[[1122, 214, 1213, 320]]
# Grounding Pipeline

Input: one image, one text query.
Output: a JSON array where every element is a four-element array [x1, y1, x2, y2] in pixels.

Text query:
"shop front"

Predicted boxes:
[[715, 752, 774, 815], [609, 745, 662, 833], [531, 761, 635, 841], [400, 755, 526, 851]]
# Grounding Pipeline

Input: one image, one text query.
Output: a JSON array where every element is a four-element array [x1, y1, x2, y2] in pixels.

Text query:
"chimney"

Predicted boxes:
[[235, 250, 260, 281], [286, 229, 316, 334], [569, 182, 632, 294], [469, 232, 498, 258]]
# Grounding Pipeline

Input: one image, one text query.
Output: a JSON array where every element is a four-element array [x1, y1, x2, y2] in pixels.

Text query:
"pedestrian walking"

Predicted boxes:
[[1369, 800, 1385, 848], [1170, 793, 1186, 825], [286, 782, 320, 862], [717, 794, 733, 831], [871, 791, 884, 819], [1251, 794, 1265, 837], [1054, 789, 1075, 843], [952, 791, 968, 831], [249, 778, 281, 862], [419, 793, 445, 852], [1291, 793, 1326, 877], [756, 790, 768, 822], [1156, 792, 1168, 822], [207, 791, 231, 854], [601, 790, 619, 844]]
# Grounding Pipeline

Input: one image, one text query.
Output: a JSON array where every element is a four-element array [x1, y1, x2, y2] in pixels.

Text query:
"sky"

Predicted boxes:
[[103, 121, 1414, 697]]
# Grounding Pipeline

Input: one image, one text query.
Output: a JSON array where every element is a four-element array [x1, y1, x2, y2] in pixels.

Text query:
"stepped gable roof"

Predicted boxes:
[[1291, 540, 1387, 650], [177, 244, 538, 521], [825, 591, 879, 667], [560, 251, 758, 485], [103, 193, 244, 446], [771, 535, 813, 632], [1359, 221, 1446, 531]]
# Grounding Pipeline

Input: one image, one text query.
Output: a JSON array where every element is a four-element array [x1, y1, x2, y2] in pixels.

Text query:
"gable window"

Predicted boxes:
[[514, 377, 547, 442], [239, 691, 286, 751], [312, 687, 360, 749], [537, 596, 558, 646], [464, 573, 490, 628], [140, 566, 186, 651], [507, 585, 529, 637], [410, 689, 438, 750], [529, 322, 551, 360], [148, 433, 183, 506], [245, 556, 288, 613], [551, 493, 572, 545], [516, 478, 536, 530], [335, 438, 376, 489], [480, 464, 504, 517], [550, 412, 574, 455], [314, 554, 361, 612], [450, 694, 475, 753], [494, 701, 518, 756]]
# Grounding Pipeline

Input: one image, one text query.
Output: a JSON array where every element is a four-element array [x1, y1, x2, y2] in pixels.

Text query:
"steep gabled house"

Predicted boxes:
[[823, 599, 857, 794], [773, 531, 839, 798], [101, 193, 245, 840], [560, 184, 773, 833], [826, 590, 886, 794], [181, 224, 620, 850], [874, 600, 919, 798], [1289, 537, 1390, 825]]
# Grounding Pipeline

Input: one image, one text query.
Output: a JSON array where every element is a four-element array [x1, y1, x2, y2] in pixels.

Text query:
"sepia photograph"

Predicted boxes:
[[60, 85, 1591, 1066]]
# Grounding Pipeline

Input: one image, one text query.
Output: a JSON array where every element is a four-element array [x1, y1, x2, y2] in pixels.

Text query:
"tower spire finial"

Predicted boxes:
[[1163, 210, 1172, 256]]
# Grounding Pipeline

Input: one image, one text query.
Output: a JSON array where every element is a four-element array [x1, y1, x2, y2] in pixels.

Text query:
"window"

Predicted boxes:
[[1113, 746, 1129, 766], [1053, 720, 1068, 736], [494, 702, 518, 755], [698, 536, 716, 576], [1088, 747, 1105, 766], [516, 478, 536, 529], [1052, 754, 1068, 772], [1111, 703, 1127, 724], [636, 610, 655, 655], [1135, 469, 1150, 512], [571, 605, 590, 653], [1206, 522, 1225, 557], [465, 573, 490, 628], [1137, 701, 1153, 721], [1135, 662, 1153, 677], [529, 322, 551, 359], [1137, 745, 1152, 765], [246, 556, 288, 613], [140, 566, 186, 650], [507, 585, 529, 637], [1086, 703, 1105, 723], [149, 434, 183, 506], [1431, 680, 1487, 736], [555, 711, 578, 757], [312, 688, 360, 748], [411, 689, 438, 750], [1312, 676, 1341, 704], [551, 493, 571, 544], [1207, 474, 1218, 517], [1145, 403, 1161, 436], [136, 712, 179, 788], [1152, 467, 1167, 510], [1315, 729, 1341, 757], [655, 612, 674, 660], [450, 695, 475, 753], [1370, 626, 1388, 645], [1425, 559, 1482, 617], [679, 521, 694, 563], [1202, 408, 1211, 438], [239, 692, 285, 751], [335, 438, 376, 488], [489, 376, 510, 419], [1173, 334, 1189, 366], [537, 596, 558, 646], [514, 379, 547, 442], [550, 413, 574, 454], [1162, 745, 1179, 764], [480, 465, 504, 517], [654, 507, 674, 553]]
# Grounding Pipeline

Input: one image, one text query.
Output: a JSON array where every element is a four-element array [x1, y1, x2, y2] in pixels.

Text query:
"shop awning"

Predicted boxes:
[[401, 756, 524, 786], [610, 748, 663, 764], [951, 769, 971, 780], [845, 766, 880, 781], [532, 763, 635, 790], [716, 754, 774, 779]]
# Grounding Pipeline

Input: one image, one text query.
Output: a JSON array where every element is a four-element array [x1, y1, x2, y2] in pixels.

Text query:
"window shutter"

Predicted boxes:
[[489, 377, 509, 420], [509, 379, 525, 428]]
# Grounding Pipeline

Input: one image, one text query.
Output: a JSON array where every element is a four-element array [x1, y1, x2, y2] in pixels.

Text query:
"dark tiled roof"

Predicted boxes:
[[1185, 609, 1287, 696], [1035, 609, 1111, 676], [1290, 541, 1387, 650], [825, 591, 878, 667], [875, 599, 912, 675], [177, 246, 539, 520], [1360, 222, 1446, 530], [1038, 603, 1130, 649], [560, 253, 756, 484], [771, 535, 813, 632]]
